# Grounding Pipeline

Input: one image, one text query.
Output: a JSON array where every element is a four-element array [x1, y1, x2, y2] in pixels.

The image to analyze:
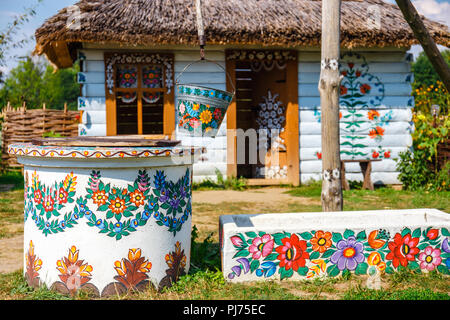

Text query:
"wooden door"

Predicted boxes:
[[226, 50, 299, 186]]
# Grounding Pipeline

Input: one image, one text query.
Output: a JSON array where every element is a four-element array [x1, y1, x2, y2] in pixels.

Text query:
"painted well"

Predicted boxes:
[[9, 143, 201, 296], [219, 209, 450, 282]]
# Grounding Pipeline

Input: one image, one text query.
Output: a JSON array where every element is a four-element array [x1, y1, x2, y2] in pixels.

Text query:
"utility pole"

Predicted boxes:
[[395, 0, 450, 92], [319, 0, 343, 212]]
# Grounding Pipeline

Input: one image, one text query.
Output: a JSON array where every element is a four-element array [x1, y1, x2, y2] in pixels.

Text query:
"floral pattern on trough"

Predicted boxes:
[[227, 227, 450, 280], [51, 246, 99, 296], [177, 85, 233, 136], [101, 248, 153, 297]]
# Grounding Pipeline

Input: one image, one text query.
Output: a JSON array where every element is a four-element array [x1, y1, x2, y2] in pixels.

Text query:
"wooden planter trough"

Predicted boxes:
[[219, 209, 450, 282], [9, 137, 201, 296]]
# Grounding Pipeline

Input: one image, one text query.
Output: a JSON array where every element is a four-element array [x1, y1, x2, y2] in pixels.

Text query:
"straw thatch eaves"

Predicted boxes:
[[35, 0, 450, 68]]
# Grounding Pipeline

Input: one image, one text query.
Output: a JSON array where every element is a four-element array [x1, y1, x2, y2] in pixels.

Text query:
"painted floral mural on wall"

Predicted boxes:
[[314, 52, 394, 160], [227, 227, 450, 280]]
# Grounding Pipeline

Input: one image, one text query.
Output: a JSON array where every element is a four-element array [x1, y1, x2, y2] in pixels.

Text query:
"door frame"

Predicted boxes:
[[225, 49, 299, 186]]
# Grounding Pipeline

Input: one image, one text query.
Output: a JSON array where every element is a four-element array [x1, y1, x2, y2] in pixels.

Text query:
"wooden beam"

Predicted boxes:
[[53, 41, 74, 69], [226, 58, 238, 178], [395, 0, 450, 92]]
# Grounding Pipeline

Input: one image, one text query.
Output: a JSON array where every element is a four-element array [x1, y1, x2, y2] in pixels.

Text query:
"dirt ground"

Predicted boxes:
[[0, 187, 318, 274]]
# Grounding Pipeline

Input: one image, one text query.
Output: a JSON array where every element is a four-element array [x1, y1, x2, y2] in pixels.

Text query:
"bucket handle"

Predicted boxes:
[[175, 58, 236, 95]]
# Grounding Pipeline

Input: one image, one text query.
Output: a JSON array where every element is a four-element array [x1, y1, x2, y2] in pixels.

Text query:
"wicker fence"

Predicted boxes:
[[1, 103, 81, 170]]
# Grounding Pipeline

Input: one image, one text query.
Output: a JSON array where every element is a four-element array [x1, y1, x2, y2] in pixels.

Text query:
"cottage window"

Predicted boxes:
[[104, 53, 175, 137]]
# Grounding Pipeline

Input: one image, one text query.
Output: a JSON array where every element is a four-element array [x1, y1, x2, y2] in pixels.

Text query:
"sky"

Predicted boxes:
[[0, 0, 449, 76]]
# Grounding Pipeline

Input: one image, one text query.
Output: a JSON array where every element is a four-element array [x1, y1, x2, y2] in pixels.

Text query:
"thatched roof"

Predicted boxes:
[[35, 0, 450, 68]]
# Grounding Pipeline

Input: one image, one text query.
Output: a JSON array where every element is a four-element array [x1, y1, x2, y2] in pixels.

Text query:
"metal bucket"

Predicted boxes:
[[176, 59, 235, 137]]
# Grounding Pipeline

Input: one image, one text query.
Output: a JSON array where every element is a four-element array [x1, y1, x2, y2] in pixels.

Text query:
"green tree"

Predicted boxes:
[[411, 50, 450, 91], [0, 56, 79, 110]]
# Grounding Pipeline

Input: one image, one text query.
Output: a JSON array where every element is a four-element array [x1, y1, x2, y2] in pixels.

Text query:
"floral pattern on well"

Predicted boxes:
[[101, 248, 153, 296], [158, 241, 187, 290], [73, 168, 192, 239], [25, 168, 192, 239], [227, 227, 450, 280], [25, 171, 77, 236], [25, 240, 42, 288], [52, 245, 99, 296]]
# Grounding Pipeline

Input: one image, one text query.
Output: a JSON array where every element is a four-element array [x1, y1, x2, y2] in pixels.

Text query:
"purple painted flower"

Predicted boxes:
[[169, 197, 180, 210], [442, 238, 450, 253], [330, 236, 365, 271], [159, 188, 170, 203]]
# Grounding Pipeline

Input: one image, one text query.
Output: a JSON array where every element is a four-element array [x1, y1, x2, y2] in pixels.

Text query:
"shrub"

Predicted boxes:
[[397, 112, 449, 191]]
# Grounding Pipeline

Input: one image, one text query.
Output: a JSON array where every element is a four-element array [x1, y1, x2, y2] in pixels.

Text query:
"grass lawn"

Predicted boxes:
[[0, 174, 448, 300]]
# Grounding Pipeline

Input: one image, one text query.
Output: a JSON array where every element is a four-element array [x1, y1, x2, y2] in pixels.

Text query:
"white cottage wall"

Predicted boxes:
[[298, 50, 414, 185]]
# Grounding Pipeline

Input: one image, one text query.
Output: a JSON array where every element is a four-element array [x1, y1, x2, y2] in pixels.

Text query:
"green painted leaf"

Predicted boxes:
[[355, 262, 368, 275], [263, 253, 278, 261], [309, 251, 320, 260], [279, 267, 294, 280], [245, 232, 258, 238], [297, 267, 309, 276], [327, 264, 340, 277], [412, 228, 421, 238], [233, 249, 250, 259], [408, 261, 420, 271], [356, 230, 367, 241], [401, 227, 411, 237], [332, 232, 343, 242], [442, 228, 450, 237], [437, 265, 450, 275], [344, 229, 355, 239], [299, 232, 312, 240], [322, 249, 335, 259], [250, 260, 260, 273]]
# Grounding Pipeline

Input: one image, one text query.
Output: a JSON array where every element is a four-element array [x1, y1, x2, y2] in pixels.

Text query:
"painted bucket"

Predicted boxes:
[[176, 59, 235, 137]]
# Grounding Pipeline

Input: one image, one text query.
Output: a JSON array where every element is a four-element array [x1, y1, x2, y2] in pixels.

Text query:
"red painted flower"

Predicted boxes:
[[384, 151, 391, 158], [340, 86, 348, 95], [213, 108, 222, 120], [386, 233, 420, 268], [355, 70, 362, 77], [57, 187, 68, 205], [34, 190, 42, 205], [348, 62, 354, 69], [360, 84, 371, 94], [42, 195, 55, 213], [369, 126, 385, 139], [275, 234, 309, 271], [189, 118, 201, 129], [316, 152, 322, 160], [426, 229, 439, 240], [372, 151, 379, 159]]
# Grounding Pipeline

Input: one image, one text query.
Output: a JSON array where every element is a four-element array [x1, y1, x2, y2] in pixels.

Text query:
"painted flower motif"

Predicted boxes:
[[368, 110, 380, 121], [42, 194, 55, 212], [109, 197, 126, 215], [330, 236, 365, 271], [442, 238, 450, 253], [372, 151, 380, 159], [368, 230, 387, 249], [92, 190, 108, 206], [231, 235, 244, 248], [369, 126, 385, 139], [179, 102, 186, 115], [367, 252, 386, 272], [355, 70, 362, 77], [25, 240, 42, 286], [275, 234, 309, 271], [340, 85, 348, 95], [418, 246, 442, 271], [57, 188, 68, 205], [360, 83, 371, 94], [316, 152, 322, 160], [249, 234, 274, 260], [130, 190, 145, 207], [189, 118, 201, 128], [34, 190, 42, 204], [56, 246, 93, 294], [426, 229, 439, 240], [199, 110, 213, 124], [213, 108, 222, 120], [386, 232, 420, 268], [384, 151, 391, 158], [310, 230, 332, 253]]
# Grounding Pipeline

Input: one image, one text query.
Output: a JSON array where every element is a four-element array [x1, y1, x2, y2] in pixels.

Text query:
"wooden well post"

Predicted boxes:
[[319, 0, 343, 211]]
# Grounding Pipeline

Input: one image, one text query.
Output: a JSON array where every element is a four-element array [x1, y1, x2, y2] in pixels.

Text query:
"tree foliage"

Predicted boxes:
[[411, 50, 450, 91], [0, 57, 80, 110]]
